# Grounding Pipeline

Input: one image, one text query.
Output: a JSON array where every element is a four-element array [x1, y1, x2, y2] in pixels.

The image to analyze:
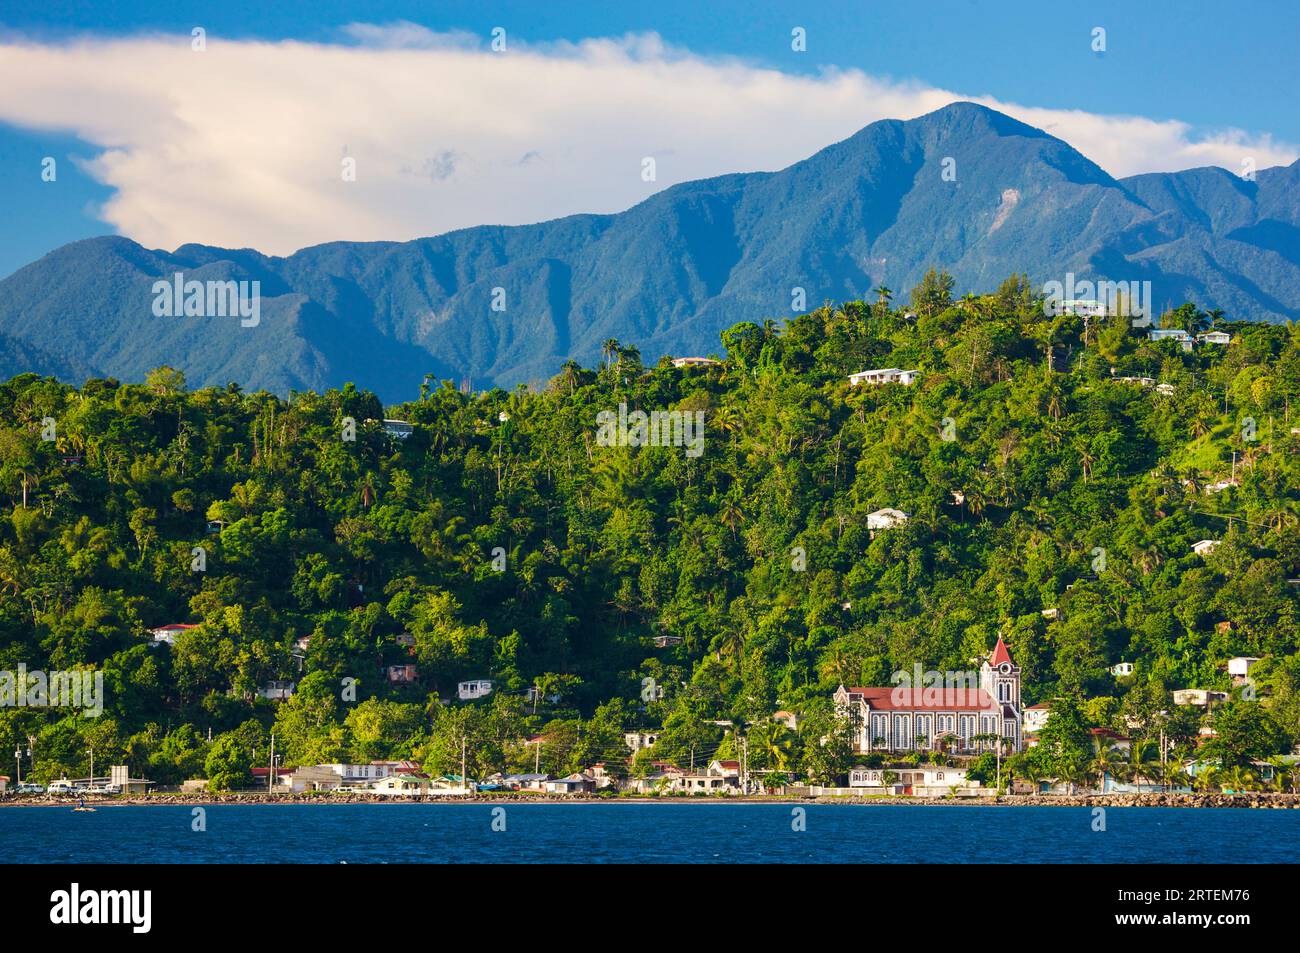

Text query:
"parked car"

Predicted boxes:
[[86, 784, 119, 795], [46, 780, 75, 795], [16, 782, 46, 794]]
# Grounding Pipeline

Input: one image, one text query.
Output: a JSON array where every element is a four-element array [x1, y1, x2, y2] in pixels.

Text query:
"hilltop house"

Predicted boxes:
[[669, 356, 721, 369], [1109, 662, 1135, 677], [1228, 657, 1261, 686], [1024, 702, 1052, 734], [1149, 328, 1194, 352], [624, 731, 660, 754], [849, 367, 919, 387], [867, 508, 910, 534], [1197, 330, 1232, 345], [1173, 689, 1229, 707], [834, 637, 1023, 754], [457, 679, 493, 701], [1191, 539, 1222, 557], [379, 419, 414, 440], [257, 680, 296, 701], [149, 623, 198, 646]]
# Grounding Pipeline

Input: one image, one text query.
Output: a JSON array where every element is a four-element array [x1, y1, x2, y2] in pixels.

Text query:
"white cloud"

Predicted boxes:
[[0, 25, 1293, 257]]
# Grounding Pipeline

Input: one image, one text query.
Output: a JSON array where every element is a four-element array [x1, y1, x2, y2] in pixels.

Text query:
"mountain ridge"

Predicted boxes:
[[3, 101, 1299, 401]]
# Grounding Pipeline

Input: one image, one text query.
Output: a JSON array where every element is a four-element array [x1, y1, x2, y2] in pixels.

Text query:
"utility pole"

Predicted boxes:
[[268, 733, 276, 794], [13, 744, 21, 786], [87, 746, 94, 789], [533, 739, 540, 774], [461, 736, 467, 791]]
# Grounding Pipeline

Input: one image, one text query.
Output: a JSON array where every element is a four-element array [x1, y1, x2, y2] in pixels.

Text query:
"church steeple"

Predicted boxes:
[[980, 635, 1021, 713], [989, 635, 1013, 667]]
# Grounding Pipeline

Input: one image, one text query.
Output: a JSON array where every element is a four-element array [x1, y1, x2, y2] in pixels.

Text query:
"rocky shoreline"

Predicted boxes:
[[3, 791, 1298, 808]]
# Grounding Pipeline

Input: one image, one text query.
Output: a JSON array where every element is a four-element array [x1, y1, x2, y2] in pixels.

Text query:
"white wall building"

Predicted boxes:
[[457, 679, 493, 701], [834, 637, 1023, 754], [849, 368, 920, 387], [866, 508, 910, 533]]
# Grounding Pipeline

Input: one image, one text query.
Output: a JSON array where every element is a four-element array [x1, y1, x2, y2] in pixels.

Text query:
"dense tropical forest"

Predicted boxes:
[[2, 271, 1299, 791]]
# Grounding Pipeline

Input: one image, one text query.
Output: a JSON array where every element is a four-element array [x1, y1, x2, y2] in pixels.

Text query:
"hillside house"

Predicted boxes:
[[457, 679, 493, 701], [848, 367, 920, 387], [149, 623, 198, 646], [867, 508, 910, 534], [669, 356, 721, 369]]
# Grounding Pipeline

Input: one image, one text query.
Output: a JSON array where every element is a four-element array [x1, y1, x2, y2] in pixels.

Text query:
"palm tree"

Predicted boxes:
[[1057, 762, 1086, 795], [1125, 739, 1159, 790], [1090, 746, 1118, 793], [718, 499, 746, 541], [1076, 441, 1097, 483], [601, 338, 621, 369], [874, 285, 893, 315], [1018, 759, 1045, 796], [1192, 765, 1218, 793]]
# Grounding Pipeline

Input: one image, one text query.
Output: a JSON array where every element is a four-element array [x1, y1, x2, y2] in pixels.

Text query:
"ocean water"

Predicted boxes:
[[3, 803, 1296, 863]]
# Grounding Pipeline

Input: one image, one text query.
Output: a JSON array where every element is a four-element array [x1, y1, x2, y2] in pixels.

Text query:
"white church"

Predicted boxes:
[[834, 637, 1023, 754]]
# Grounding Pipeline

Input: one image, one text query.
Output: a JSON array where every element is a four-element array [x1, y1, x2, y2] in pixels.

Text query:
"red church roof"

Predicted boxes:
[[842, 686, 1000, 713], [989, 636, 1014, 667]]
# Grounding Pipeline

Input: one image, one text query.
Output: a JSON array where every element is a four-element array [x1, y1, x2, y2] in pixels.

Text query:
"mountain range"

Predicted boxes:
[[2, 101, 1298, 402]]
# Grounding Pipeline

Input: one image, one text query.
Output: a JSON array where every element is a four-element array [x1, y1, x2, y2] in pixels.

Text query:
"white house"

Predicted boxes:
[[1197, 330, 1231, 345], [849, 368, 920, 387], [1173, 689, 1229, 707], [149, 623, 198, 646], [380, 419, 414, 439], [1024, 702, 1052, 733], [368, 774, 432, 796], [1191, 539, 1221, 557], [457, 679, 493, 701], [257, 680, 296, 701], [867, 508, 910, 533], [1228, 657, 1261, 685], [1109, 662, 1135, 677], [848, 764, 974, 796], [544, 773, 597, 794], [624, 731, 660, 754], [1149, 328, 1194, 352], [1058, 299, 1106, 318], [669, 356, 721, 369], [503, 773, 550, 791]]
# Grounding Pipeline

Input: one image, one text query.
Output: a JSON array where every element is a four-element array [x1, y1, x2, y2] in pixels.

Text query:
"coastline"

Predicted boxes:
[[4, 792, 1298, 809]]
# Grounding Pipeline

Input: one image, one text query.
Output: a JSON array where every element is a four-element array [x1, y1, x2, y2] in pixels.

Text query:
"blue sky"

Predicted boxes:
[[2, 0, 1297, 278]]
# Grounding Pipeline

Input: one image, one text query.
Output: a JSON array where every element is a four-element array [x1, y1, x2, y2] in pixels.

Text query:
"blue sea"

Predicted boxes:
[[3, 803, 1296, 863]]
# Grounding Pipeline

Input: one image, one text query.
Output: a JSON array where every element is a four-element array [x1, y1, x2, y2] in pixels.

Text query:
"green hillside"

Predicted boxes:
[[1, 273, 1298, 789]]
